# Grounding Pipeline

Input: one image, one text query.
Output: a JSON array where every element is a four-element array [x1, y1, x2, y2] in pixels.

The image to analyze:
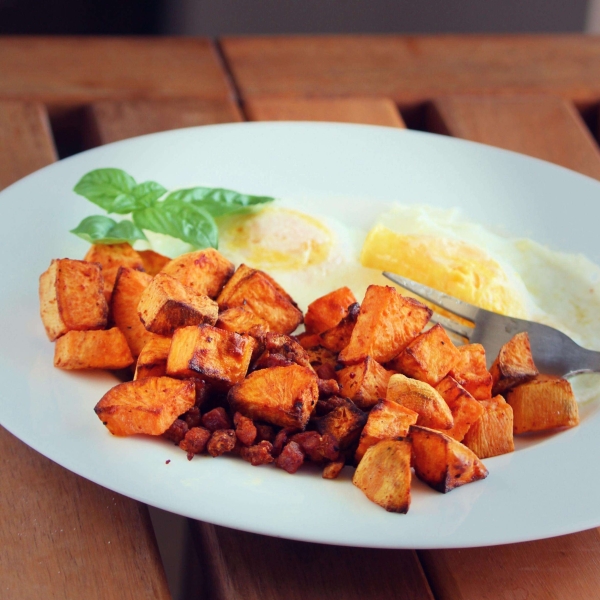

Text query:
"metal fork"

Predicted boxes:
[[383, 271, 600, 377]]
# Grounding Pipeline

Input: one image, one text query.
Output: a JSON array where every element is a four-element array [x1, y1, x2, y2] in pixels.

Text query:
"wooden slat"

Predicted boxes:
[[192, 522, 434, 600], [86, 99, 243, 145], [0, 101, 171, 600], [0, 37, 232, 106], [418, 94, 600, 600], [222, 35, 600, 106], [245, 97, 405, 126], [428, 95, 600, 180]]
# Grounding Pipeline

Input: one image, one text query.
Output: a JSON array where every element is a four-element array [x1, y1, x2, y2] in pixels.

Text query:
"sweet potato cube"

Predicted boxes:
[[134, 337, 172, 380], [304, 286, 357, 334], [507, 375, 579, 434], [339, 286, 432, 365], [409, 425, 488, 493], [305, 346, 338, 375], [355, 400, 418, 463], [491, 332, 539, 395], [296, 332, 323, 349], [338, 357, 393, 410], [319, 303, 360, 353], [254, 333, 314, 370], [84, 243, 143, 301], [138, 249, 171, 276], [94, 376, 195, 436], [167, 324, 255, 388], [387, 374, 453, 430], [138, 273, 218, 336], [218, 265, 303, 335], [449, 344, 493, 400], [228, 365, 318, 429], [313, 398, 367, 449], [352, 440, 412, 513], [39, 259, 108, 341], [160, 248, 234, 299], [463, 395, 514, 458], [392, 324, 460, 386], [216, 306, 270, 339], [54, 328, 133, 370], [435, 376, 484, 442], [111, 267, 162, 357]]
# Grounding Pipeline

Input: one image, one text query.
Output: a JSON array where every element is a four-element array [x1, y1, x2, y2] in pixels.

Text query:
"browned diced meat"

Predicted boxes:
[[273, 428, 296, 457], [207, 429, 237, 457], [184, 406, 201, 429], [315, 363, 337, 381], [240, 441, 275, 466], [275, 441, 305, 474], [290, 431, 323, 462], [179, 427, 211, 460], [255, 423, 275, 443], [252, 352, 295, 370], [319, 433, 341, 461], [202, 407, 232, 432], [233, 411, 257, 446], [163, 419, 189, 444]]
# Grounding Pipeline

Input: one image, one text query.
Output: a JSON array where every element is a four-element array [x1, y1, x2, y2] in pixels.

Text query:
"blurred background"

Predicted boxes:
[[2, 0, 600, 35]]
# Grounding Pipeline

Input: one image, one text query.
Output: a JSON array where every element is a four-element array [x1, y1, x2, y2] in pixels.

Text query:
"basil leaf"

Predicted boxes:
[[73, 168, 139, 214], [70, 215, 148, 245], [164, 187, 274, 217], [133, 200, 218, 249], [131, 181, 167, 208]]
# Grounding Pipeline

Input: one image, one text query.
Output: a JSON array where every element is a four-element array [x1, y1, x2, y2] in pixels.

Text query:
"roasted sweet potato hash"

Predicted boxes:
[[39, 243, 580, 513]]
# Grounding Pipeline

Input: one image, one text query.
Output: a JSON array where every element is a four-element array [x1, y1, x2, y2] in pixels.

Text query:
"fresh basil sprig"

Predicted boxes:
[[71, 168, 274, 248]]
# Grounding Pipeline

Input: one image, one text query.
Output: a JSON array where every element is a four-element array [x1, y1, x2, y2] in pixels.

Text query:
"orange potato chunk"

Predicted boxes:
[[216, 305, 270, 339], [134, 337, 172, 380], [138, 273, 218, 336], [304, 286, 357, 334], [463, 395, 514, 459], [313, 398, 367, 450], [167, 324, 255, 388], [54, 328, 133, 370], [491, 332, 539, 395], [435, 375, 484, 442], [228, 365, 318, 429], [352, 440, 412, 513], [94, 376, 195, 436], [337, 357, 393, 410], [138, 249, 171, 276], [39, 259, 108, 341], [507, 375, 579, 434], [409, 425, 488, 493], [339, 285, 432, 365], [449, 343, 493, 400], [355, 400, 418, 463], [319, 303, 360, 353], [392, 324, 460, 386], [387, 374, 453, 430]]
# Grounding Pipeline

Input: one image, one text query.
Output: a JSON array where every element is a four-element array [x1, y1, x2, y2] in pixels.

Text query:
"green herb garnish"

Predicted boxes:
[[70, 168, 274, 248]]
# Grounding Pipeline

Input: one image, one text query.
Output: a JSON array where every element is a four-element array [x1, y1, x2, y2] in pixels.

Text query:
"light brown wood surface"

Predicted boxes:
[[0, 101, 171, 600], [222, 35, 600, 106], [245, 96, 405, 126], [428, 95, 600, 180]]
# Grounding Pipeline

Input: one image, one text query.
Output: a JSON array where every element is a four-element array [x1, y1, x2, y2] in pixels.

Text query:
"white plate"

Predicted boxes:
[[1, 122, 599, 549]]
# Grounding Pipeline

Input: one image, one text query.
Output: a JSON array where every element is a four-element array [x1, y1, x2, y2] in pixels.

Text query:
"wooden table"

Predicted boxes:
[[1, 35, 600, 599]]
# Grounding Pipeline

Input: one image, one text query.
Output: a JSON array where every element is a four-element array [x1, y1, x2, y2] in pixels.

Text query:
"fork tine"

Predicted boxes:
[[382, 272, 480, 321], [430, 313, 474, 340]]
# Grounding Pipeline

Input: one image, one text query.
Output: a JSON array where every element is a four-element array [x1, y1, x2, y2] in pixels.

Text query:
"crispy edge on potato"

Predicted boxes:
[[160, 248, 235, 299], [507, 375, 579, 434], [304, 286, 357, 335], [409, 425, 488, 493], [39, 259, 108, 341], [313, 398, 367, 450], [138, 250, 171, 276], [228, 364, 318, 430], [339, 285, 432, 365], [137, 273, 218, 336], [355, 400, 418, 464], [435, 375, 484, 442], [167, 324, 255, 388], [337, 356, 393, 410], [94, 376, 195, 436], [449, 343, 493, 400], [391, 323, 460, 386], [352, 440, 412, 513], [490, 332, 539, 396], [216, 305, 270, 339], [54, 327, 134, 370], [319, 302, 360, 353], [134, 337, 172, 380], [463, 395, 514, 459], [387, 373, 453, 430]]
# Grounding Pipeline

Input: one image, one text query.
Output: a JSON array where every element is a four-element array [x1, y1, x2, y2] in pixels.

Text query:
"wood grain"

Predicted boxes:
[[428, 95, 600, 180], [0, 37, 232, 106], [192, 522, 434, 600], [0, 102, 171, 600], [86, 99, 243, 145], [245, 97, 405, 126], [222, 35, 600, 107]]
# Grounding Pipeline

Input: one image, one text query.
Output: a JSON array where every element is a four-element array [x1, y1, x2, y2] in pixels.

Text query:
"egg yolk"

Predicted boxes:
[[220, 207, 333, 270], [361, 224, 528, 318]]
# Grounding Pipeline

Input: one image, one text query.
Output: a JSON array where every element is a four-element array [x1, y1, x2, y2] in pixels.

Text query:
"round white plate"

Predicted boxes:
[[1, 122, 599, 549]]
